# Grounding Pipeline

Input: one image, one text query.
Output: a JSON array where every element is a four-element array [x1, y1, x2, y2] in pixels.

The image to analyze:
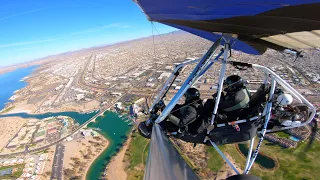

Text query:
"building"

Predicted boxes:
[[115, 102, 123, 110], [47, 128, 57, 135], [158, 72, 171, 81], [91, 131, 99, 137], [111, 92, 122, 96], [81, 129, 92, 137], [55, 85, 63, 91], [146, 83, 155, 87], [76, 94, 85, 101]]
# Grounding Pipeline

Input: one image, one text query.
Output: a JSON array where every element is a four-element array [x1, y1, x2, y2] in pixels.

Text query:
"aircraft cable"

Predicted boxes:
[[151, 22, 175, 61], [151, 22, 156, 60]]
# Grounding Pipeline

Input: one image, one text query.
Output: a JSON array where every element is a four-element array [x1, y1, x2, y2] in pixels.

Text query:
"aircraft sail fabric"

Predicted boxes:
[[135, 0, 320, 54], [144, 124, 199, 180]]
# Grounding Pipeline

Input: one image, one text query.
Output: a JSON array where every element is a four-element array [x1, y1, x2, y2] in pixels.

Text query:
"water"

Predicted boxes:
[[0, 66, 131, 179], [86, 111, 131, 180], [0, 111, 98, 124], [0, 66, 38, 110], [0, 111, 131, 180], [238, 144, 276, 169], [290, 136, 300, 142]]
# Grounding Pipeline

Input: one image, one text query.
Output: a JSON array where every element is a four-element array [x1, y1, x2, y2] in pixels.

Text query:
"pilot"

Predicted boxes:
[[160, 88, 203, 133], [218, 75, 250, 113], [138, 88, 203, 138]]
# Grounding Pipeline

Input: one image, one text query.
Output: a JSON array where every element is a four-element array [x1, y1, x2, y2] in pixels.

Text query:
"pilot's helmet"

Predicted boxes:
[[277, 93, 293, 106], [224, 75, 244, 92], [184, 88, 200, 103]]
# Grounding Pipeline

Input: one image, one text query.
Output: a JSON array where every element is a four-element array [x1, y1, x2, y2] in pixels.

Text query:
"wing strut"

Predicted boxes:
[[144, 124, 200, 180]]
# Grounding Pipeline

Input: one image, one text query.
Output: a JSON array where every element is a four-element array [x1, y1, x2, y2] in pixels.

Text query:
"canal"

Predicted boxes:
[[86, 111, 132, 180], [0, 110, 132, 180]]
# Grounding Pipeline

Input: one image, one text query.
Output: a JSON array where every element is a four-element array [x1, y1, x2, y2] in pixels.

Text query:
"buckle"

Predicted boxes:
[[203, 135, 211, 143], [231, 121, 240, 131]]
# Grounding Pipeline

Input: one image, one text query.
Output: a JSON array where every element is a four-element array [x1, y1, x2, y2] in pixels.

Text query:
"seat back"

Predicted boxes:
[[249, 84, 270, 109]]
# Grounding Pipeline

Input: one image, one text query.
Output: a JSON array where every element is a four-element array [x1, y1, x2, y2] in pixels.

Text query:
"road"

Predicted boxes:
[[0, 98, 121, 158], [51, 143, 65, 180]]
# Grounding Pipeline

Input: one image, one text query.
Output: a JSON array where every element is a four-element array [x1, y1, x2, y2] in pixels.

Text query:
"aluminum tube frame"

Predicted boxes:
[[149, 59, 200, 113], [252, 64, 316, 132], [150, 51, 224, 114], [253, 64, 302, 102], [245, 77, 277, 174], [192, 50, 225, 87], [210, 42, 230, 125], [149, 72, 176, 112], [199, 50, 225, 77], [209, 140, 240, 175], [244, 138, 255, 172], [155, 38, 222, 124]]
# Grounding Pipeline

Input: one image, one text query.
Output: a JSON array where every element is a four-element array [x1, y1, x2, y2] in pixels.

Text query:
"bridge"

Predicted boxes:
[[0, 95, 125, 158]]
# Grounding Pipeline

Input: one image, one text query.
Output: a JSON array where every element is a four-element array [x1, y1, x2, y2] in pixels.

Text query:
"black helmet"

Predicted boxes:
[[224, 75, 244, 92], [184, 88, 200, 103]]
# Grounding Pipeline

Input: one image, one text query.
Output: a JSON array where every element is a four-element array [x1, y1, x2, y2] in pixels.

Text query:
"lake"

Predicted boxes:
[[0, 66, 38, 111], [238, 144, 276, 169]]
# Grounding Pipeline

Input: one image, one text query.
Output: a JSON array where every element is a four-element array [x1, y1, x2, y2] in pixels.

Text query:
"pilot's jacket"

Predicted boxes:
[[161, 101, 202, 132]]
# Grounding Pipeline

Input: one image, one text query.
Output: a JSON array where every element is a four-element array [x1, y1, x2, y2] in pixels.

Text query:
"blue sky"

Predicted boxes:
[[0, 0, 177, 67]]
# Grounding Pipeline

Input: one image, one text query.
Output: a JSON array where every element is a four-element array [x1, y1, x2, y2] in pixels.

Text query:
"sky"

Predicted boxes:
[[0, 0, 177, 67]]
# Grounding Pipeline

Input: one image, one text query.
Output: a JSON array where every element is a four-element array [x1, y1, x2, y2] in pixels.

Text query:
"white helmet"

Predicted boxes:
[[292, 121, 301, 127], [277, 93, 293, 106], [281, 120, 292, 126]]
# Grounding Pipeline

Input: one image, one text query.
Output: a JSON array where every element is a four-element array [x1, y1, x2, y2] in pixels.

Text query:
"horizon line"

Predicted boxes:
[[0, 30, 181, 69]]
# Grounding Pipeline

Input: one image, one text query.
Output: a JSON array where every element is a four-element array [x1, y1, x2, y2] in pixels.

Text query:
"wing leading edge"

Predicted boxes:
[[135, 0, 320, 54]]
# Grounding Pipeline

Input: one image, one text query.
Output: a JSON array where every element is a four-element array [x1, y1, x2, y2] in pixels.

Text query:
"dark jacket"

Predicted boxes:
[[166, 101, 203, 133]]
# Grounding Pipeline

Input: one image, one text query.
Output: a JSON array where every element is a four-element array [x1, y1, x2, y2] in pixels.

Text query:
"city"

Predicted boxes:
[[0, 31, 319, 180]]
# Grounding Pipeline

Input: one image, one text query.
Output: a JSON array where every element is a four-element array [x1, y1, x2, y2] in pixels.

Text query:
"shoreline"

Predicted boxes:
[[63, 134, 110, 180], [0, 108, 99, 115], [235, 144, 279, 171], [84, 135, 110, 180], [105, 135, 131, 180], [0, 65, 38, 113]]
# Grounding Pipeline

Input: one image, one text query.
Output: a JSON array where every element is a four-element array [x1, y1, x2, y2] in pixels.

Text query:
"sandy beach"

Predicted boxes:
[[106, 136, 131, 180], [0, 117, 27, 152], [63, 135, 109, 179], [84, 136, 110, 178], [1, 100, 36, 114]]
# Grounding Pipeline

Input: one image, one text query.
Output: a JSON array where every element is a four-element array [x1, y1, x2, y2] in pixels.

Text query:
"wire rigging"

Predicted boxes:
[[151, 22, 156, 61], [151, 22, 175, 61]]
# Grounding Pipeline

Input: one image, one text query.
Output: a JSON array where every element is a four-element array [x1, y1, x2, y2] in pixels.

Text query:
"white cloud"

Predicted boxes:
[[69, 23, 131, 35], [0, 38, 56, 48], [0, 8, 46, 21], [0, 23, 129, 51]]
